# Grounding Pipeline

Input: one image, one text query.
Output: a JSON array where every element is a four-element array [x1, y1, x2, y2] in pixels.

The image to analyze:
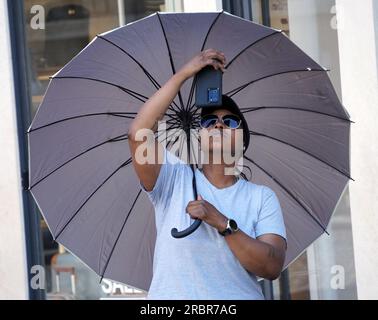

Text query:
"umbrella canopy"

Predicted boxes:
[[27, 11, 352, 292]]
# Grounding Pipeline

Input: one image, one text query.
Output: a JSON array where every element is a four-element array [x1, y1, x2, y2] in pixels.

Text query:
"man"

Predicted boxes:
[[128, 49, 287, 299]]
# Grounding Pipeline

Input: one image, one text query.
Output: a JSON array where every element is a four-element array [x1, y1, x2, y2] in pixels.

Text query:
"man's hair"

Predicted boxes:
[[199, 94, 250, 153]]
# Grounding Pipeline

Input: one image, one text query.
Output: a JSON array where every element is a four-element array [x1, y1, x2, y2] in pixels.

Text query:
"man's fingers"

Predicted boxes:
[[206, 52, 226, 64], [187, 201, 204, 209], [206, 59, 224, 71], [201, 49, 226, 72], [186, 199, 207, 215], [186, 207, 204, 219]]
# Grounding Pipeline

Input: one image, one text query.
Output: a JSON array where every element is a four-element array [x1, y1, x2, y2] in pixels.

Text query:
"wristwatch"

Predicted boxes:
[[218, 218, 239, 236]]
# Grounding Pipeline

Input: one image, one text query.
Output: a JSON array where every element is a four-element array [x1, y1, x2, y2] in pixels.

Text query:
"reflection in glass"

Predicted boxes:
[[24, 0, 167, 300]]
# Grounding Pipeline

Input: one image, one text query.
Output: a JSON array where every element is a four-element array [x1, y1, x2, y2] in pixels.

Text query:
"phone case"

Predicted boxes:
[[195, 66, 223, 107]]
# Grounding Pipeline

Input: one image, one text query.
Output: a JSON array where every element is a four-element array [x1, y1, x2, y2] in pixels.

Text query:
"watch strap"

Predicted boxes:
[[218, 219, 238, 236]]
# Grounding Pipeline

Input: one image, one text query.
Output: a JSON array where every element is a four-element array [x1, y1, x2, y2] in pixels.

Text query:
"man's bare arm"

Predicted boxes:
[[128, 72, 187, 191], [225, 231, 286, 280], [127, 49, 226, 191]]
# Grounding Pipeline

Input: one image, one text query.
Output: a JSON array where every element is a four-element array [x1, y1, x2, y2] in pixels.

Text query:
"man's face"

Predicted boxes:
[[199, 108, 244, 163]]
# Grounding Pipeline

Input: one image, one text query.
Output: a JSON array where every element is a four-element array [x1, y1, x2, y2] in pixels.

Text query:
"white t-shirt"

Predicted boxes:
[[141, 147, 286, 300]]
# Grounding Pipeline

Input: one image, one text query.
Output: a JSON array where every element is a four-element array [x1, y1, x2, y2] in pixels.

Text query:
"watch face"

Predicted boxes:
[[229, 219, 238, 230]]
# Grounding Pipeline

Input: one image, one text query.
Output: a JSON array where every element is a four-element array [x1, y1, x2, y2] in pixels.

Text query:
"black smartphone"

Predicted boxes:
[[195, 65, 223, 107]]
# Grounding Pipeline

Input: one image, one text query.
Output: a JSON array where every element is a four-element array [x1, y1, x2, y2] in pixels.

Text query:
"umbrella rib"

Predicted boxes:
[[162, 128, 183, 155], [164, 112, 178, 120], [243, 155, 329, 235], [54, 157, 133, 240], [189, 130, 200, 168], [100, 189, 142, 282], [96, 35, 182, 111], [53, 75, 148, 100], [226, 68, 327, 98], [164, 122, 182, 130], [184, 131, 189, 164], [158, 126, 182, 147], [166, 134, 180, 149], [185, 74, 197, 113], [51, 76, 179, 115], [155, 125, 182, 150], [225, 31, 281, 70], [27, 112, 135, 133], [186, 29, 280, 114], [184, 11, 223, 111], [201, 10, 223, 51], [165, 118, 179, 124], [249, 130, 353, 181], [187, 69, 329, 113], [241, 106, 353, 123], [194, 136, 201, 167], [178, 132, 185, 160], [187, 102, 202, 117], [97, 35, 160, 89], [156, 12, 185, 111], [28, 133, 129, 190]]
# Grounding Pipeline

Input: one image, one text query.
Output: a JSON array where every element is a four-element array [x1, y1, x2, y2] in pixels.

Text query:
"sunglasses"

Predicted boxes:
[[199, 114, 242, 129]]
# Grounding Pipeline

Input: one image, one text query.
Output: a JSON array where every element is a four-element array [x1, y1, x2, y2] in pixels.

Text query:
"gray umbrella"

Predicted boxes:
[[27, 11, 353, 292]]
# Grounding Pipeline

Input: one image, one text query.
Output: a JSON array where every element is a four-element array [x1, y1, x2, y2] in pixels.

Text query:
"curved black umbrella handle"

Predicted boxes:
[[171, 163, 201, 238], [171, 219, 202, 238]]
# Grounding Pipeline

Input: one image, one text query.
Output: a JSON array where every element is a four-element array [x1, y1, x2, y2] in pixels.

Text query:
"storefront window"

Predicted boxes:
[[23, 0, 357, 300], [24, 0, 167, 299], [250, 0, 357, 300], [223, 0, 357, 299], [269, 0, 289, 34]]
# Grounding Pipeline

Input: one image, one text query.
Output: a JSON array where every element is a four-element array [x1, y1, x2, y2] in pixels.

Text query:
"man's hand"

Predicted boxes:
[[186, 196, 286, 280], [185, 195, 228, 232], [177, 49, 226, 80]]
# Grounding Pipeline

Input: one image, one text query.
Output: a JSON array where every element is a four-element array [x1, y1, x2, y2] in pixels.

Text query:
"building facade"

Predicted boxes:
[[0, 0, 377, 299]]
